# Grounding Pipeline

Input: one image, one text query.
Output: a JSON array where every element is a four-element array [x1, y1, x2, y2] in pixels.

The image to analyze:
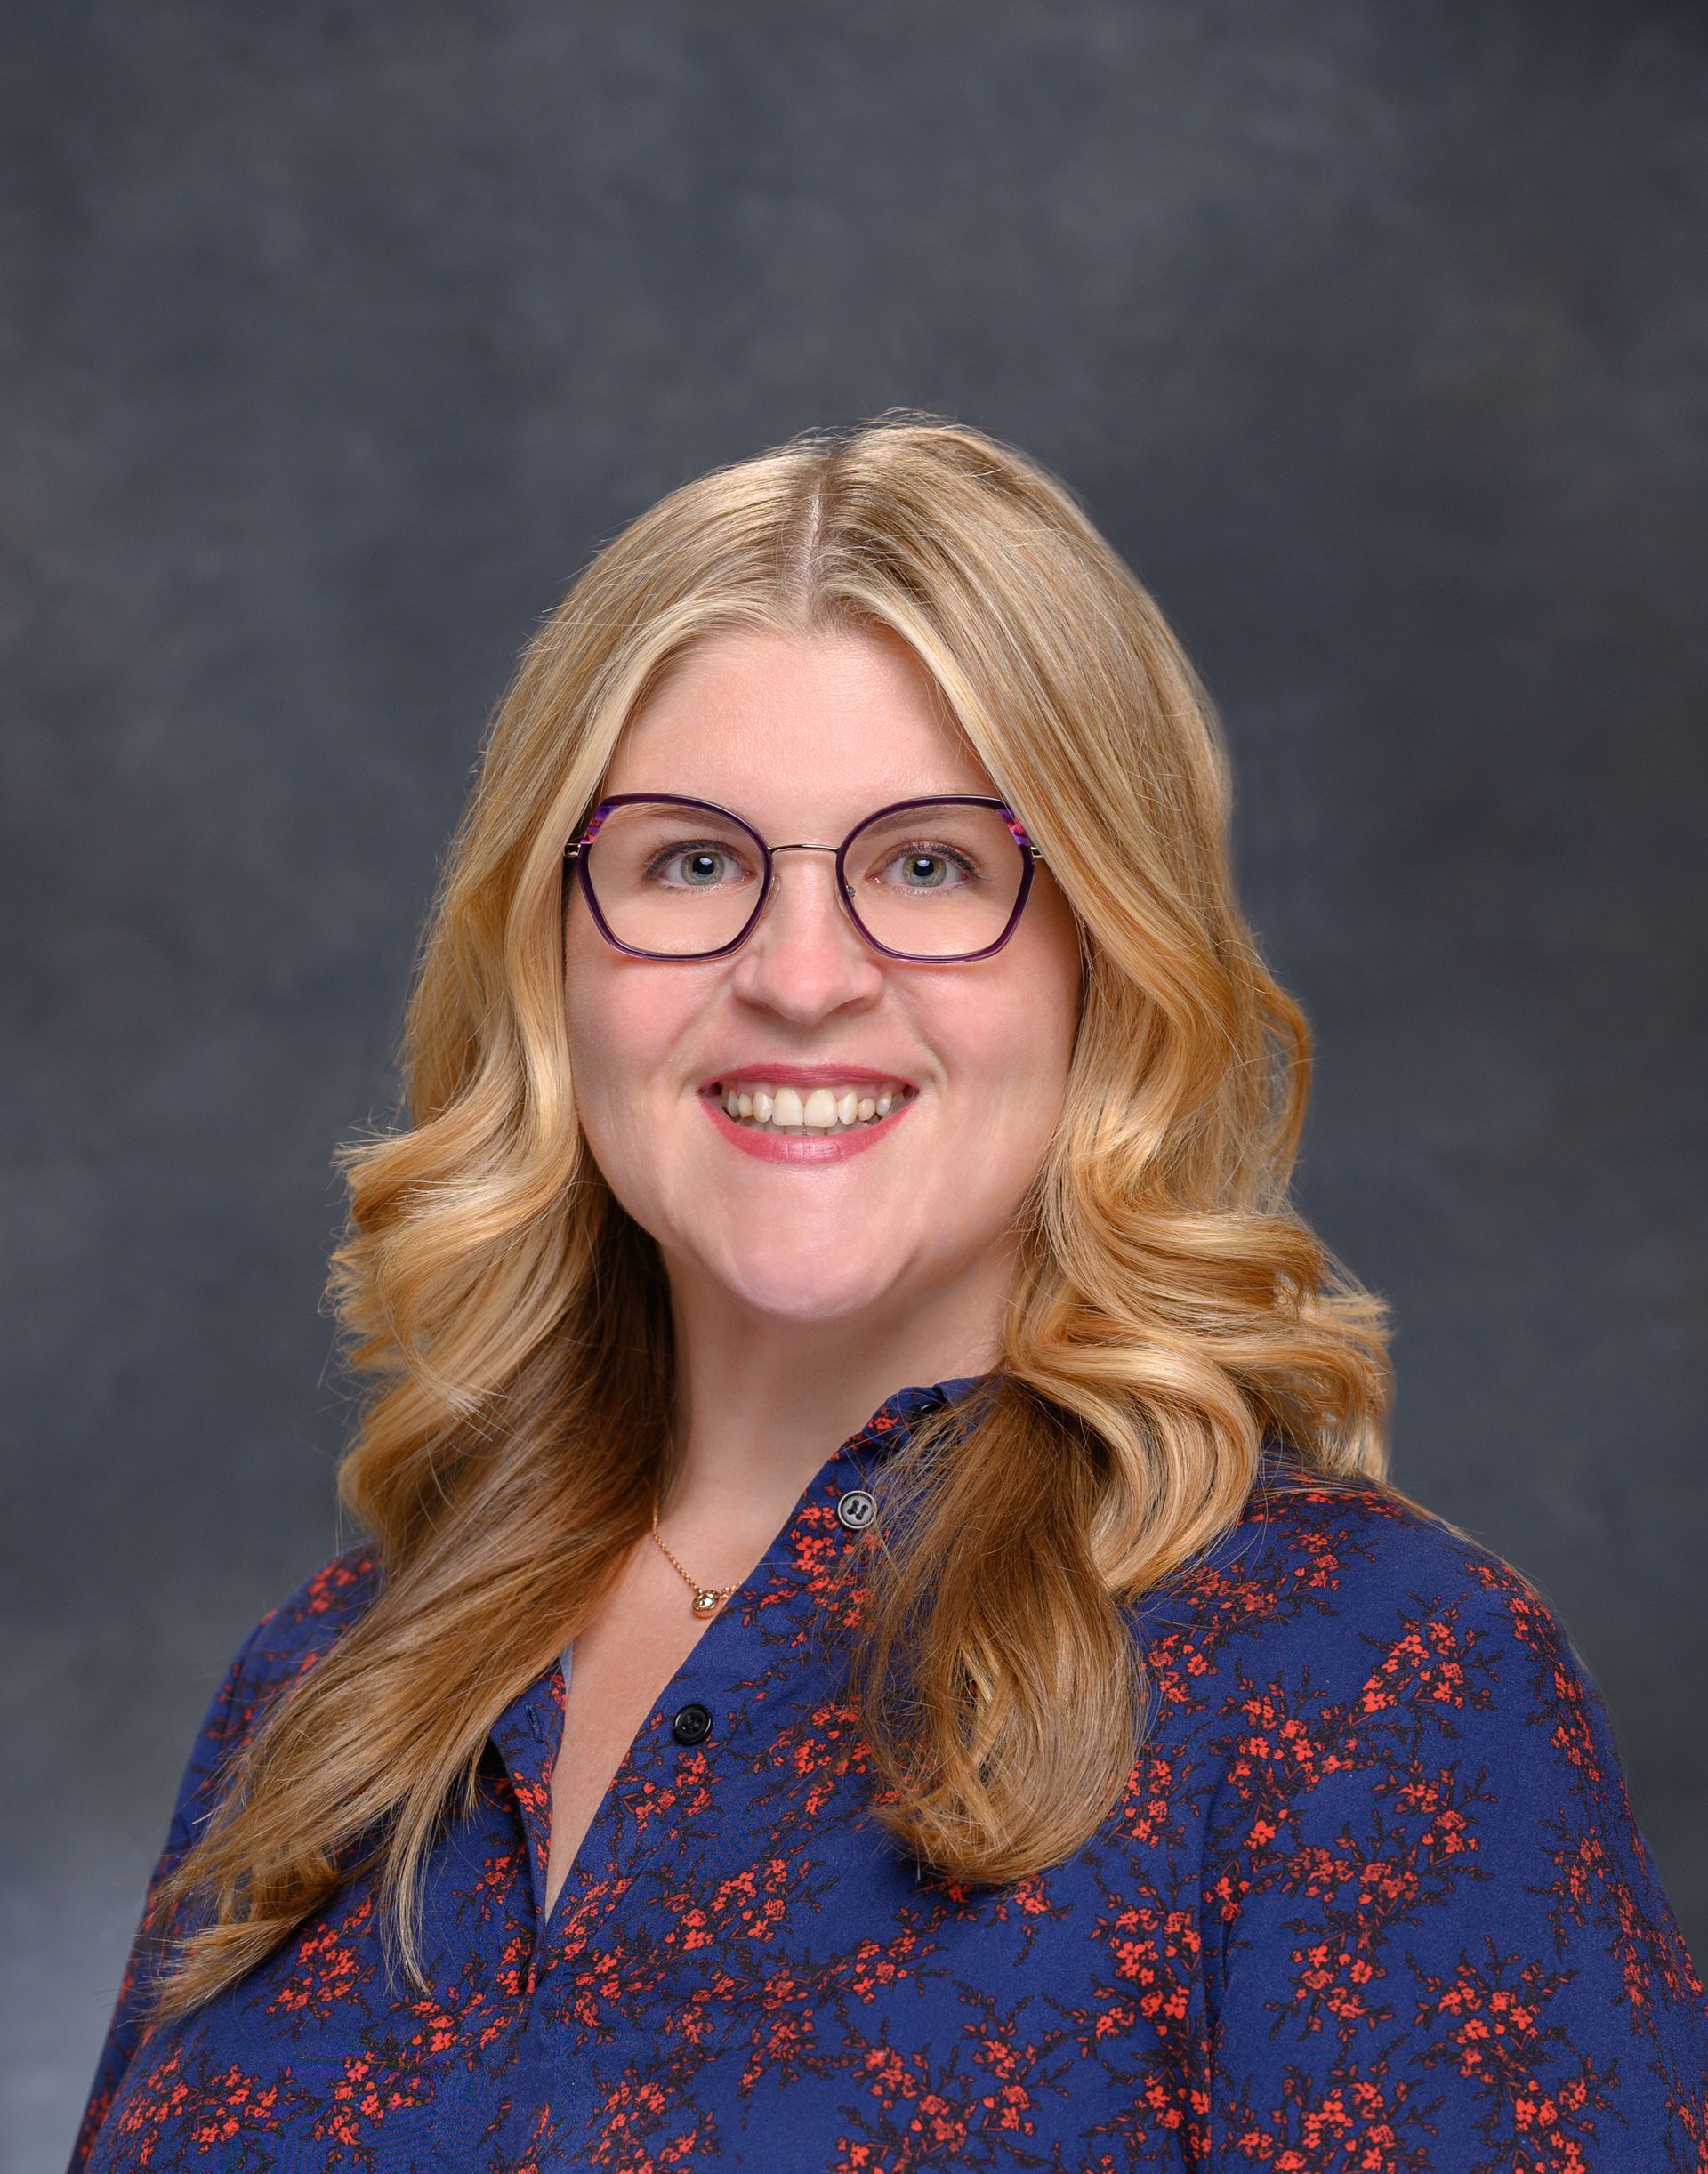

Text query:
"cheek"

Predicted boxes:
[[960, 968, 1080, 1182], [562, 926, 725, 1211], [937, 981, 1076, 1162], [977, 921, 1082, 1091], [563, 945, 676, 1131], [561, 953, 612, 1110], [560, 990, 676, 1235]]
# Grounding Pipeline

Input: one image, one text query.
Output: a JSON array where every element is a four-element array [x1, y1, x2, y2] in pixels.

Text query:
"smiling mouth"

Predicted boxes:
[[704, 1079, 917, 1137]]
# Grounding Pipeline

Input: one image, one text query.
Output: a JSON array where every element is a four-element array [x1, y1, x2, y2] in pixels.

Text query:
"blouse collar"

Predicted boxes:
[[845, 1372, 1000, 1468]]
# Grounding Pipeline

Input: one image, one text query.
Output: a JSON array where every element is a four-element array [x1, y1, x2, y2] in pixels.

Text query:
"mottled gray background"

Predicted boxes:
[[4, 1, 1704, 2160]]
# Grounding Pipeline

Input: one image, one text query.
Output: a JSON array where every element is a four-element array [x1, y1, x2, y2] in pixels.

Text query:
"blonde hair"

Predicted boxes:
[[149, 409, 1393, 2018]]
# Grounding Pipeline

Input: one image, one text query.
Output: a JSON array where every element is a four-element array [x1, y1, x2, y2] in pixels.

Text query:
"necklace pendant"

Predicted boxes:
[[692, 1589, 722, 1617]]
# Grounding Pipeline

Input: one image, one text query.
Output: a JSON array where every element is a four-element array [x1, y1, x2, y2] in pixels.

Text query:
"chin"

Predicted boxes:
[[698, 1245, 901, 1326]]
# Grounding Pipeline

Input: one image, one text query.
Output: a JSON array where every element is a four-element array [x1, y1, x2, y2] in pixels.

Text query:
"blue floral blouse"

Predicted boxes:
[[72, 1377, 1708, 2170]]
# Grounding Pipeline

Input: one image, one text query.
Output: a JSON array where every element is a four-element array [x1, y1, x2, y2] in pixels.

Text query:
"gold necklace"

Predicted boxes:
[[649, 1502, 738, 1619]]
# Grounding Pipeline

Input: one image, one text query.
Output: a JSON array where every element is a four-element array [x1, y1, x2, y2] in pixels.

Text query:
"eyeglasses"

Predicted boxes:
[[564, 793, 1045, 963]]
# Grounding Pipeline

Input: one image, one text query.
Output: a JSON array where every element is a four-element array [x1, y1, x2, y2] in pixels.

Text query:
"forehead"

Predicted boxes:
[[602, 625, 998, 825]]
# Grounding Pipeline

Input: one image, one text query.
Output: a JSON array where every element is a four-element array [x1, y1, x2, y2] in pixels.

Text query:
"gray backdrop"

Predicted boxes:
[[5, 3, 1704, 2161]]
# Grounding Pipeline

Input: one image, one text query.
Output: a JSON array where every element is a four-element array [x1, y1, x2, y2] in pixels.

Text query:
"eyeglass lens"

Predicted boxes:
[[579, 800, 1027, 960]]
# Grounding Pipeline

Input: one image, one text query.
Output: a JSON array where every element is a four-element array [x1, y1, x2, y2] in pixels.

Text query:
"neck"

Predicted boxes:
[[654, 1243, 1014, 1550]]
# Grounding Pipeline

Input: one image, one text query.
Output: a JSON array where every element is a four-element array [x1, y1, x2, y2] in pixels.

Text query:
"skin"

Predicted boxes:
[[545, 624, 1083, 1912]]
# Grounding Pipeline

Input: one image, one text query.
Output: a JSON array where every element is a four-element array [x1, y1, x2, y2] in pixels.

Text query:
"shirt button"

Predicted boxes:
[[836, 1487, 877, 1531], [671, 1702, 713, 1745]]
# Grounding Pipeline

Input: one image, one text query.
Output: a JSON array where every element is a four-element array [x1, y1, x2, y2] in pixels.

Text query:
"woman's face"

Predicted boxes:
[[562, 624, 1084, 1347]]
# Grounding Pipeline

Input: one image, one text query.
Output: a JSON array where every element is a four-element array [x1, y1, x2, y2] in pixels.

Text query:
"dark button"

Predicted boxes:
[[670, 1702, 713, 1746], [836, 1487, 877, 1531]]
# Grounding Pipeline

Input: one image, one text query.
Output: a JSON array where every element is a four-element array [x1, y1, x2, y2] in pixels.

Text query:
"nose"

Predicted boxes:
[[729, 845, 884, 1018]]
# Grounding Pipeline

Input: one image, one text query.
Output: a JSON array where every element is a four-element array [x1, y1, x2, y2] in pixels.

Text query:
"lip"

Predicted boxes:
[[697, 1060, 918, 1092], [701, 1085, 917, 1163]]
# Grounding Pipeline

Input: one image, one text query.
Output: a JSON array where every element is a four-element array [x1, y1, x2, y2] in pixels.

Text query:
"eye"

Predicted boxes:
[[874, 841, 981, 890], [642, 841, 753, 888]]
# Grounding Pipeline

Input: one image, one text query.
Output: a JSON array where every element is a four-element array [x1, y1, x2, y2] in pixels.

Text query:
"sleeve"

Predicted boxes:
[[66, 1612, 273, 2174], [1203, 1563, 1708, 2170]]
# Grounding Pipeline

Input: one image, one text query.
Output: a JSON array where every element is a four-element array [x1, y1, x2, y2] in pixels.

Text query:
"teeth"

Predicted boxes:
[[711, 1080, 912, 1134]]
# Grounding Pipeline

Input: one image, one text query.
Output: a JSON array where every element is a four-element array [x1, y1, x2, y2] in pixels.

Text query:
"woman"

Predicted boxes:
[[73, 415, 1707, 2170]]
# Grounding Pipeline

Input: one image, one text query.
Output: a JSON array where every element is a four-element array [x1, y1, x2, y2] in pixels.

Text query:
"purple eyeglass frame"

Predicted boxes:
[[563, 792, 1045, 964]]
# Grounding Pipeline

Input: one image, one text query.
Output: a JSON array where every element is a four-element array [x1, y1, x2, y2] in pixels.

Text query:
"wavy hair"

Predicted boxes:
[[147, 409, 1395, 2019]]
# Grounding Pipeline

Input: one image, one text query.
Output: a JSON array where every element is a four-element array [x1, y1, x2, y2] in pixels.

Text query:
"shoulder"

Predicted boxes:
[[1137, 1449, 1623, 1806], [157, 1544, 381, 1855], [233, 1542, 382, 1698], [1164, 1455, 1708, 2091], [1136, 1452, 1702, 1990], [1151, 1446, 1578, 1672], [195, 1543, 381, 1759]]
